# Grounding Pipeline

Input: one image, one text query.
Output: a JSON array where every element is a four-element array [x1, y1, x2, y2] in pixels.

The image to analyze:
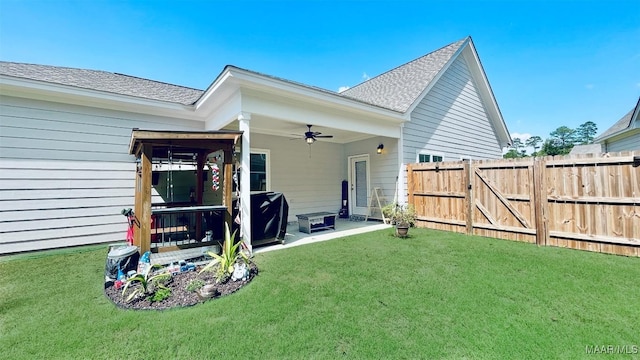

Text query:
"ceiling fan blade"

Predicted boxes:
[[315, 135, 333, 138]]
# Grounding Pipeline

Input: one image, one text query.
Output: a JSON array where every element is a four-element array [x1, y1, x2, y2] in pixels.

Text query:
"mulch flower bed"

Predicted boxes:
[[104, 262, 258, 310]]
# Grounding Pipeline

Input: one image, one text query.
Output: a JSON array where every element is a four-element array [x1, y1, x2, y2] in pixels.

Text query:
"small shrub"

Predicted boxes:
[[382, 203, 416, 226], [151, 272, 172, 287], [122, 264, 169, 302], [201, 262, 231, 284], [148, 287, 171, 303], [214, 265, 231, 284], [186, 279, 205, 292]]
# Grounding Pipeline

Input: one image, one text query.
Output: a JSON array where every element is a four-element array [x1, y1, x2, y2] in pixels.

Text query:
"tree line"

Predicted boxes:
[[503, 121, 598, 158]]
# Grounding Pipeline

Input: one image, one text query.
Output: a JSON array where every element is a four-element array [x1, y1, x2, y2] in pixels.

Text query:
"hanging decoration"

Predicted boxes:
[[209, 162, 220, 191], [167, 147, 174, 202]]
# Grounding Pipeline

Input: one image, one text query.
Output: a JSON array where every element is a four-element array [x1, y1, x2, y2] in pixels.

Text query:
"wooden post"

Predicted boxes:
[[533, 158, 549, 246], [139, 145, 152, 254], [407, 164, 414, 205], [465, 159, 474, 235], [134, 145, 152, 254]]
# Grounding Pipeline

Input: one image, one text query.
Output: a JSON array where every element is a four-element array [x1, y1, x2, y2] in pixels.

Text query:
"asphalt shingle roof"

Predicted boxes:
[[1, 37, 468, 112], [339, 37, 467, 113], [595, 97, 640, 141], [0, 61, 203, 105]]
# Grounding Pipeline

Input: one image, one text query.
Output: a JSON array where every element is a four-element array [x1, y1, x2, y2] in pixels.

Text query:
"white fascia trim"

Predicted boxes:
[[462, 42, 511, 147], [193, 70, 234, 111], [204, 89, 242, 130], [600, 128, 640, 144], [220, 67, 405, 124], [0, 75, 194, 115]]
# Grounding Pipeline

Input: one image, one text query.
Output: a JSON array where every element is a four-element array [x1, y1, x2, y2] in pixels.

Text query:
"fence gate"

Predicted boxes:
[[471, 159, 537, 244], [407, 151, 640, 257]]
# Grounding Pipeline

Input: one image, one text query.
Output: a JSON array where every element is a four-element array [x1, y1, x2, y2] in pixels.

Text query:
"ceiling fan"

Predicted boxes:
[[292, 124, 334, 144]]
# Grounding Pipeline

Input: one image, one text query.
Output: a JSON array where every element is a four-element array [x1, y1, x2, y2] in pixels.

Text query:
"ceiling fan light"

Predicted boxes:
[[306, 137, 315, 144]]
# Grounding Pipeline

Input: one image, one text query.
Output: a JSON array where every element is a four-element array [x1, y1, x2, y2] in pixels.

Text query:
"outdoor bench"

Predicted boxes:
[[296, 212, 338, 234]]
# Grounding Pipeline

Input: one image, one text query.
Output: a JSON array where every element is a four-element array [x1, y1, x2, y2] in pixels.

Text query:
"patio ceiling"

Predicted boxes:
[[235, 116, 376, 144]]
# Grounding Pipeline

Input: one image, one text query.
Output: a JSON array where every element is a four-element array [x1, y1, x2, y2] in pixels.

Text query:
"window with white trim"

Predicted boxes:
[[417, 151, 444, 163], [250, 150, 270, 191]]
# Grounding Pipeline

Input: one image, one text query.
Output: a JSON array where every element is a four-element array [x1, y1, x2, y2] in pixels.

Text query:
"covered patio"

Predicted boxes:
[[201, 67, 404, 243]]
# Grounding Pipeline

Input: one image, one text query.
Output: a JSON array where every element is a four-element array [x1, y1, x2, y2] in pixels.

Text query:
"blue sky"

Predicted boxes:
[[1, 0, 639, 144]]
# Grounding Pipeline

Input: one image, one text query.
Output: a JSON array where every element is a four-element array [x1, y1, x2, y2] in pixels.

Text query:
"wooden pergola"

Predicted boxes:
[[128, 129, 243, 253]]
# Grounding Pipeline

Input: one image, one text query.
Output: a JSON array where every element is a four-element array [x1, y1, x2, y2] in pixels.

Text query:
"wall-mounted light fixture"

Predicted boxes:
[[377, 143, 384, 154]]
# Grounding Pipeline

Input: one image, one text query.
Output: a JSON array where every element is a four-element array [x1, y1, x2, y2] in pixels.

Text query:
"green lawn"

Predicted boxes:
[[1, 228, 638, 359]]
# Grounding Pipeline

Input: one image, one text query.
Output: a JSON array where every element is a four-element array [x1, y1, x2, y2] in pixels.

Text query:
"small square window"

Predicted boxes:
[[418, 154, 431, 163]]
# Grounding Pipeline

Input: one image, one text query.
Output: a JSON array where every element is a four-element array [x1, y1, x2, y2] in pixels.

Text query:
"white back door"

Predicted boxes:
[[348, 154, 370, 216]]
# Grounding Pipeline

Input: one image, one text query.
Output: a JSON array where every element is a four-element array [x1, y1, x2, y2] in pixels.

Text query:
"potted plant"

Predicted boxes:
[[382, 203, 416, 237]]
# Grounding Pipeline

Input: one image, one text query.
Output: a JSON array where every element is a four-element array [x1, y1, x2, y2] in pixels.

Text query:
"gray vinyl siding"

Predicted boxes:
[[345, 137, 399, 209], [245, 134, 398, 223], [0, 96, 204, 254], [402, 55, 503, 165], [603, 130, 640, 152], [249, 133, 346, 222]]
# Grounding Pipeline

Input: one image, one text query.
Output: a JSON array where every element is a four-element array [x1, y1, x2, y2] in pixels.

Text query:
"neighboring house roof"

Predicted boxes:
[[595, 97, 640, 142], [340, 38, 466, 112], [569, 143, 603, 154], [0, 61, 203, 105]]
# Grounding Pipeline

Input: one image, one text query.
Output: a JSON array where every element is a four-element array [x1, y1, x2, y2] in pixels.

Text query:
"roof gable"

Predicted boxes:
[[595, 97, 640, 142], [0, 61, 203, 105], [339, 38, 466, 112]]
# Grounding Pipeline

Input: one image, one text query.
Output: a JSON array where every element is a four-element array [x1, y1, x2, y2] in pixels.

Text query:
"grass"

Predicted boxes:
[[1, 228, 639, 359]]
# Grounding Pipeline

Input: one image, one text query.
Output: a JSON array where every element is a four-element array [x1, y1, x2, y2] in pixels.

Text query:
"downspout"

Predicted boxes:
[[397, 123, 407, 204]]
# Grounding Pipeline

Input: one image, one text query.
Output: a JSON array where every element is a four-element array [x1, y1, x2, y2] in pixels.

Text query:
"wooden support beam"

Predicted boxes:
[[416, 216, 466, 226], [407, 164, 415, 206], [533, 159, 549, 246], [549, 231, 640, 247], [412, 191, 466, 198], [475, 199, 498, 226], [465, 160, 474, 235], [473, 222, 537, 235], [547, 195, 640, 205], [138, 144, 152, 254]]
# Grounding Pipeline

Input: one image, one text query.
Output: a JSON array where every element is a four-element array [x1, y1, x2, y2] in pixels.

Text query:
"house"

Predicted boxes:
[[0, 36, 511, 254], [594, 97, 640, 152], [569, 143, 603, 155]]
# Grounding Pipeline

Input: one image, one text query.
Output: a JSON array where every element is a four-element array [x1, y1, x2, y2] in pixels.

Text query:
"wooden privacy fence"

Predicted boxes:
[[407, 151, 640, 257]]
